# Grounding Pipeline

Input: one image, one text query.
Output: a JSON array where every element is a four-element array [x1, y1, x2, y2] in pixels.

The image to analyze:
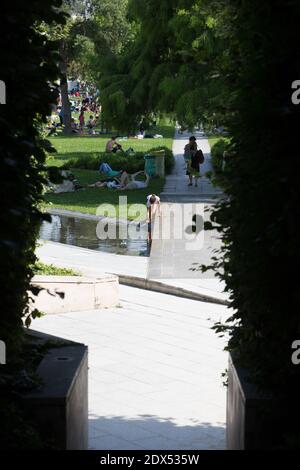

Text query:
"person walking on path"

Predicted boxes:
[[188, 149, 205, 187], [184, 136, 198, 179]]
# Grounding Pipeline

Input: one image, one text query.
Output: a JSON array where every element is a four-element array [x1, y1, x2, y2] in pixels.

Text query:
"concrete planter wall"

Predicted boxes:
[[226, 353, 272, 450], [23, 330, 88, 450], [31, 274, 119, 314]]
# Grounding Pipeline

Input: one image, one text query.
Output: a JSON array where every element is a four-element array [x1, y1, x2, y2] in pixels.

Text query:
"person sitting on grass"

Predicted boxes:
[[71, 118, 79, 134], [105, 136, 134, 155], [106, 136, 118, 153], [87, 115, 95, 135]]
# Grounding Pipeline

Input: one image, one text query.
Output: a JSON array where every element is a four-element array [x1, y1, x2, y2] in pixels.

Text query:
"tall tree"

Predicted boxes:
[[98, 0, 300, 447], [98, 0, 226, 131]]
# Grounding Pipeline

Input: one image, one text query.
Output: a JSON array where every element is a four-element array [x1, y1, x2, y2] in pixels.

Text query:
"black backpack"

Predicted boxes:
[[191, 150, 204, 167], [197, 150, 205, 164]]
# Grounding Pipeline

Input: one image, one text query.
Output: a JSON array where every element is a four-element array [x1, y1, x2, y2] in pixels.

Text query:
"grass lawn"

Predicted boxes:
[[44, 169, 165, 220], [33, 261, 80, 276], [44, 122, 174, 219], [47, 124, 174, 167]]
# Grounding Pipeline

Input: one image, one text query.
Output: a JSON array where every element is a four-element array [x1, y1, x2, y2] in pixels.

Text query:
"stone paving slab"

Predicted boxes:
[[147, 130, 224, 279], [36, 241, 228, 302], [31, 284, 229, 450]]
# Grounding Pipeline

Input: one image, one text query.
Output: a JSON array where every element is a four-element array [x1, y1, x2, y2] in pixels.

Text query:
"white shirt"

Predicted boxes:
[[146, 195, 160, 208]]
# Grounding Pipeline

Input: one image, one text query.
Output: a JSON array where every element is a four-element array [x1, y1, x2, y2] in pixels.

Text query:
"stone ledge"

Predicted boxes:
[[31, 275, 119, 314], [23, 330, 88, 450]]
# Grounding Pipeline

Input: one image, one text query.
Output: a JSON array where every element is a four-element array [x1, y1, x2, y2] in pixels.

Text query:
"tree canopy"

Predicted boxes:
[[98, 0, 300, 447], [96, 0, 230, 131]]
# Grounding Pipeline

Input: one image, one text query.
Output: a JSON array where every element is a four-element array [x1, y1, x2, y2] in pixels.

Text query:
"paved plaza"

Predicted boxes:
[[148, 130, 223, 280], [31, 284, 229, 450], [32, 131, 229, 450]]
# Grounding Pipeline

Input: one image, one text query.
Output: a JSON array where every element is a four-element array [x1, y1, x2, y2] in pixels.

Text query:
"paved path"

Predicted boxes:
[[31, 285, 228, 450], [33, 130, 230, 450], [147, 130, 224, 279], [161, 129, 222, 202], [36, 241, 228, 303]]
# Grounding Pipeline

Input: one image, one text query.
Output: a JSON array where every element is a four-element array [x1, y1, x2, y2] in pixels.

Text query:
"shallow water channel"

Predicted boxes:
[[39, 214, 149, 256]]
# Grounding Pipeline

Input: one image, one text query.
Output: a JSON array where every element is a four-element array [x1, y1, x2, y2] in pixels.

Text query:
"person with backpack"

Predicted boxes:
[[188, 149, 205, 187], [184, 136, 198, 171]]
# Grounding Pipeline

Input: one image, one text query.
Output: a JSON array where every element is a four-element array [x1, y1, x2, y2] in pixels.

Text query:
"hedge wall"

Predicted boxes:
[[0, 0, 65, 449], [211, 0, 300, 448], [62, 146, 175, 175]]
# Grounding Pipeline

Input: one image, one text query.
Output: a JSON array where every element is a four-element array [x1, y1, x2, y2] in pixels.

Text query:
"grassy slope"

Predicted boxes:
[[44, 169, 165, 219], [47, 125, 174, 167], [45, 124, 174, 219]]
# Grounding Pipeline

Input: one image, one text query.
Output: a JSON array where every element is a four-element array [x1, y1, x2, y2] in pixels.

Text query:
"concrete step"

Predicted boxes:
[[160, 192, 223, 203]]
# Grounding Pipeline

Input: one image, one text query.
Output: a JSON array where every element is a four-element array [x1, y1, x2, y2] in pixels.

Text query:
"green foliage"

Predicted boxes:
[[64, 0, 137, 82], [95, 0, 300, 446], [210, 138, 228, 173], [98, 0, 228, 130], [46, 123, 175, 166], [33, 262, 80, 276], [208, 0, 300, 447], [0, 0, 65, 361], [62, 146, 174, 174], [0, 0, 65, 449], [210, 139, 231, 189], [44, 169, 165, 219]]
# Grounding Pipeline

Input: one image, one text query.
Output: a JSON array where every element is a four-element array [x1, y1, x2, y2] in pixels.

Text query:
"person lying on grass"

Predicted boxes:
[[117, 171, 151, 190], [99, 162, 121, 178], [87, 170, 150, 190], [88, 170, 127, 189]]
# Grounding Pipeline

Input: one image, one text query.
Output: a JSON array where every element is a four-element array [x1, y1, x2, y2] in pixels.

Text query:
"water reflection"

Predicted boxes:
[[40, 214, 149, 256]]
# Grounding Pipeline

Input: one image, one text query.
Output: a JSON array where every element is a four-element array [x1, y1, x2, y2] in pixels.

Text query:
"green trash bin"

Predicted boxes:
[[152, 149, 165, 178], [144, 154, 156, 177]]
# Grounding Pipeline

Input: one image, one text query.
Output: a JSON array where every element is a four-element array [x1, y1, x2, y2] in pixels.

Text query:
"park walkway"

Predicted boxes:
[[161, 129, 222, 202], [33, 129, 229, 450], [147, 129, 224, 280], [32, 284, 228, 450]]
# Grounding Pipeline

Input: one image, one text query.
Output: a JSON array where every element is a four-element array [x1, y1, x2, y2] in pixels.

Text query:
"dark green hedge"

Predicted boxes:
[[0, 0, 65, 449], [210, 0, 300, 448], [62, 146, 175, 175], [211, 139, 228, 174]]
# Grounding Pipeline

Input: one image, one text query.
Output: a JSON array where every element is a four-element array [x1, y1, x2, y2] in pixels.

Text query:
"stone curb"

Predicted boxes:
[[46, 208, 145, 226], [111, 273, 230, 306]]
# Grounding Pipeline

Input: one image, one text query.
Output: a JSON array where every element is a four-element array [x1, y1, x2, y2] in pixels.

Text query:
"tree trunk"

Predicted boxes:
[[59, 40, 72, 135]]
